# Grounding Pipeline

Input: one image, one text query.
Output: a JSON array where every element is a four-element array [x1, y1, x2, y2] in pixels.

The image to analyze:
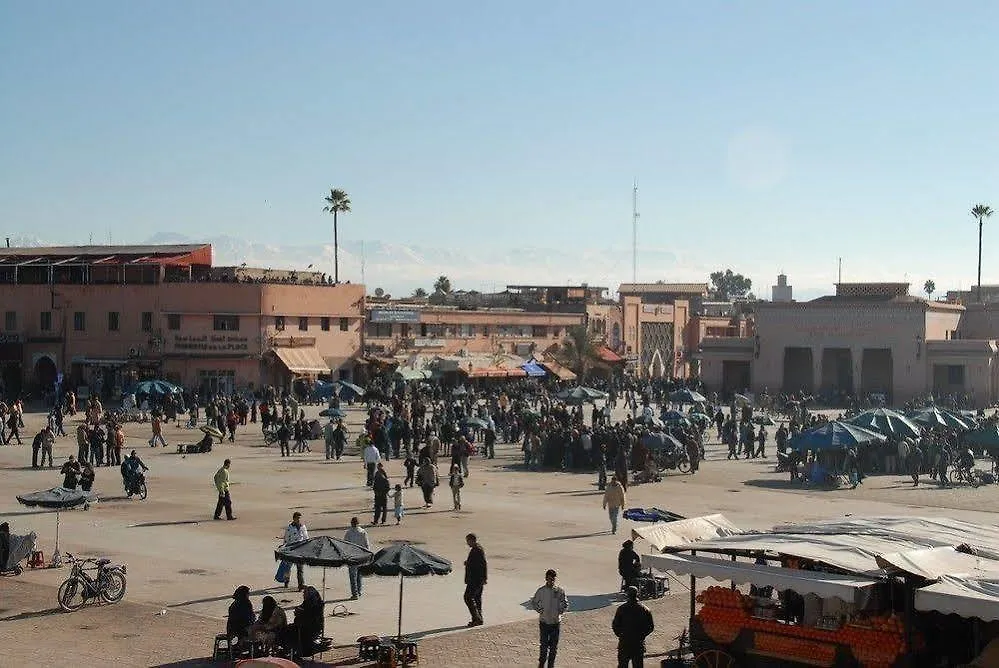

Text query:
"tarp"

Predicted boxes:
[[596, 346, 624, 363], [463, 366, 528, 378], [632, 514, 742, 552], [915, 576, 999, 621], [16, 487, 92, 509], [539, 360, 577, 381], [520, 361, 547, 377], [272, 347, 329, 375], [644, 552, 879, 604], [876, 546, 999, 580]]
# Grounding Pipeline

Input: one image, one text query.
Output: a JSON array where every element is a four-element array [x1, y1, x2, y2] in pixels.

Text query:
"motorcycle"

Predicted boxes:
[[123, 472, 148, 500]]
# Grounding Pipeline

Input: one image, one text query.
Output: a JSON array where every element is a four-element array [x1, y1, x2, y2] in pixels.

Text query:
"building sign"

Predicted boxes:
[[370, 309, 421, 324], [413, 338, 445, 348], [0, 333, 22, 344], [173, 335, 249, 353]]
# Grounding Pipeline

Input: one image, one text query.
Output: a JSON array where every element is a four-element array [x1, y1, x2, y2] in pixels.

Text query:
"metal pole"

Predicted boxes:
[[731, 554, 737, 590], [689, 550, 696, 621], [398, 573, 404, 642], [322, 567, 327, 608]]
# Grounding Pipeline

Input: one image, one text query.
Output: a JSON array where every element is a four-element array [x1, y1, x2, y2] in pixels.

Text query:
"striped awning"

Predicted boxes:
[[272, 347, 329, 375]]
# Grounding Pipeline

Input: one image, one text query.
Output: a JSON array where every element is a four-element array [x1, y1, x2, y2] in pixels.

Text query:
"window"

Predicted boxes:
[[298, 317, 308, 331], [275, 316, 285, 331], [532, 325, 548, 337], [214, 315, 239, 331], [339, 317, 349, 332], [108, 311, 120, 332], [40, 311, 52, 332], [141, 311, 153, 332], [167, 314, 181, 330], [73, 311, 86, 331], [3, 311, 15, 331], [320, 317, 330, 331], [366, 323, 393, 337], [459, 324, 476, 338]]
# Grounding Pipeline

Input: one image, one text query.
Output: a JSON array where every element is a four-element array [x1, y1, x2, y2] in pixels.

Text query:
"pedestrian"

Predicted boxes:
[[363, 439, 381, 486], [463, 533, 487, 626], [6, 411, 20, 445], [909, 443, 923, 487], [76, 424, 89, 465], [31, 428, 44, 469], [344, 517, 368, 599], [60, 455, 81, 489], [277, 419, 291, 457], [618, 540, 642, 590], [459, 436, 471, 477], [333, 420, 347, 460], [531, 569, 568, 668], [403, 454, 417, 487], [282, 512, 308, 590], [612, 586, 655, 668], [149, 415, 167, 448], [391, 484, 405, 525], [213, 459, 235, 520], [417, 458, 437, 507], [756, 426, 767, 458], [602, 474, 627, 535], [449, 464, 464, 511], [372, 462, 390, 525], [323, 419, 336, 460], [40, 426, 55, 468], [111, 423, 124, 466]]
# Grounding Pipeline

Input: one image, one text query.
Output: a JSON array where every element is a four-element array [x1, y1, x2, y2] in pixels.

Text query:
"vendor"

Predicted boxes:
[[618, 540, 642, 589], [60, 456, 81, 489]]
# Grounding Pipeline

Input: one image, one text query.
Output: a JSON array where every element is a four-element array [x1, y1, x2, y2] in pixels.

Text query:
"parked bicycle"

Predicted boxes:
[[57, 553, 127, 612]]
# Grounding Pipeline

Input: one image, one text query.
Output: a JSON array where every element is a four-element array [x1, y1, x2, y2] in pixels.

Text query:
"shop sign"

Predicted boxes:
[[173, 335, 250, 353], [413, 338, 444, 348], [0, 333, 21, 344], [370, 310, 421, 324]]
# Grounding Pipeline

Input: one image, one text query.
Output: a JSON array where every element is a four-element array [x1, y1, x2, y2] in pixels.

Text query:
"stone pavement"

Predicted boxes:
[[1, 404, 998, 667]]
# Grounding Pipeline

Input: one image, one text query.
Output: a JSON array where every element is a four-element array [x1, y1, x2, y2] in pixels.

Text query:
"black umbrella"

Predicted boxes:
[[16, 487, 94, 563], [359, 542, 452, 641], [274, 536, 373, 603]]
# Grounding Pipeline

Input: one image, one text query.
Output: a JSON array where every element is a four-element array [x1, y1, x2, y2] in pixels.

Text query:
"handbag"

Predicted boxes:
[[275, 560, 292, 584]]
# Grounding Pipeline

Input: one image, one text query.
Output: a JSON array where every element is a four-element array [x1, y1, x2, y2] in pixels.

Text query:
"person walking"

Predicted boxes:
[[417, 458, 437, 507], [277, 419, 291, 457], [602, 474, 627, 535], [323, 419, 337, 460], [213, 459, 235, 520], [612, 586, 655, 668], [372, 462, 390, 525], [391, 484, 405, 525], [463, 533, 487, 626], [448, 464, 464, 511], [40, 425, 55, 468], [149, 415, 167, 448], [76, 424, 89, 465], [531, 569, 569, 668], [344, 517, 369, 599], [282, 512, 309, 589], [333, 420, 347, 460], [362, 439, 381, 487], [111, 423, 124, 466]]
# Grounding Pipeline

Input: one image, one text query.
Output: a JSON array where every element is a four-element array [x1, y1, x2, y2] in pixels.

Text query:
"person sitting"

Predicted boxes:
[[80, 461, 96, 492], [249, 595, 287, 647], [191, 432, 214, 454], [227, 585, 256, 648], [280, 586, 324, 656], [618, 540, 642, 590], [60, 456, 82, 489]]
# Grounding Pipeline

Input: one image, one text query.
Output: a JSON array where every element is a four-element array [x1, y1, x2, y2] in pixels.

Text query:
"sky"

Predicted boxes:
[[2, 1, 998, 299]]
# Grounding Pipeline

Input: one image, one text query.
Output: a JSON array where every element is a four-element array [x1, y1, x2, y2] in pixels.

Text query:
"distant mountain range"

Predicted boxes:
[[6, 232, 836, 300]]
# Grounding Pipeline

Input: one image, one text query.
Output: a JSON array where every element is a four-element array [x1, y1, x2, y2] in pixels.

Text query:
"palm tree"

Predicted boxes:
[[323, 188, 351, 283], [557, 325, 604, 381], [433, 275, 451, 295], [923, 279, 935, 301], [972, 204, 993, 302]]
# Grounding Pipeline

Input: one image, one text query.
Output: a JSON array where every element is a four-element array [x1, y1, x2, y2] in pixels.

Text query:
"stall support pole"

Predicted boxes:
[[689, 550, 696, 621], [730, 554, 737, 591], [903, 576, 914, 668]]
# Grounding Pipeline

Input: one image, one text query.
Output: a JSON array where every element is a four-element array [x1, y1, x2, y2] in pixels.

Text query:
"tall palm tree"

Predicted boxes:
[[557, 325, 604, 381], [323, 188, 351, 283], [973, 204, 994, 302]]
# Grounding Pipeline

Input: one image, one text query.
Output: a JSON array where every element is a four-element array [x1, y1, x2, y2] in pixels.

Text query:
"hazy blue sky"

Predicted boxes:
[[2, 2, 997, 295]]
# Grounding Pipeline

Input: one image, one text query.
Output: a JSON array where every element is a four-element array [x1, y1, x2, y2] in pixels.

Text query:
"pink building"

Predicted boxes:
[[0, 244, 364, 399]]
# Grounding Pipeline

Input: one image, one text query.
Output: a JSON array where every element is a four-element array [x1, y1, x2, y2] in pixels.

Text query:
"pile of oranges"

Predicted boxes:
[[696, 586, 750, 610], [754, 631, 836, 666]]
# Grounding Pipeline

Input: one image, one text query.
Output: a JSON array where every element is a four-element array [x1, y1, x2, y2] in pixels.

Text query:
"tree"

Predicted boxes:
[[923, 279, 936, 301], [433, 275, 452, 295], [374, 287, 384, 298], [322, 188, 351, 284], [972, 204, 994, 302], [412, 287, 428, 298], [557, 325, 604, 380], [709, 269, 753, 301]]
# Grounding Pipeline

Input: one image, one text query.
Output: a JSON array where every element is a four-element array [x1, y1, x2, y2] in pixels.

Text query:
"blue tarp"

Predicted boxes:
[[520, 361, 547, 377]]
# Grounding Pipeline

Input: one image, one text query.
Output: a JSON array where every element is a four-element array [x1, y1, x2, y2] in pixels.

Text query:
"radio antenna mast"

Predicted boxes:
[[632, 179, 640, 282]]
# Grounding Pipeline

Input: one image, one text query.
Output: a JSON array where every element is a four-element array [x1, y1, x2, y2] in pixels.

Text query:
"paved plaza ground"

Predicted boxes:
[[2, 404, 998, 667]]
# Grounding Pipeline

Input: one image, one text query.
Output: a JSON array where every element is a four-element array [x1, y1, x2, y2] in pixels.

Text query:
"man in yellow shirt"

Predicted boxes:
[[213, 459, 235, 520]]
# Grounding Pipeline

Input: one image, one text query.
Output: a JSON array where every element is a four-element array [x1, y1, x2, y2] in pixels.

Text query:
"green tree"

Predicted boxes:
[[433, 275, 452, 295], [557, 324, 604, 380], [412, 287, 428, 298], [322, 187, 352, 283], [923, 279, 936, 300], [373, 287, 384, 298], [709, 269, 753, 301], [972, 204, 994, 302]]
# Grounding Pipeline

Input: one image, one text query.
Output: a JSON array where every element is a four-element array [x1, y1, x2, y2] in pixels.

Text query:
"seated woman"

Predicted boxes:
[[80, 462, 95, 492], [280, 586, 324, 656], [250, 595, 287, 646], [226, 585, 256, 646]]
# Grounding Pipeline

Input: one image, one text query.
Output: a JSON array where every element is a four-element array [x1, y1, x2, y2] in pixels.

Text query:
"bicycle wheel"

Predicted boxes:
[[138, 481, 148, 500], [677, 456, 692, 473], [100, 569, 127, 603], [58, 577, 87, 612]]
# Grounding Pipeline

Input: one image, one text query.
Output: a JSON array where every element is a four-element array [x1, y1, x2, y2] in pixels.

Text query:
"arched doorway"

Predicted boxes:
[[34, 355, 57, 391]]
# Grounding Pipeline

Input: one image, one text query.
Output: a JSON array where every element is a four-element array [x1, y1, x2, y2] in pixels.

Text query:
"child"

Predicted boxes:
[[448, 465, 464, 511], [403, 455, 417, 488], [391, 484, 405, 525]]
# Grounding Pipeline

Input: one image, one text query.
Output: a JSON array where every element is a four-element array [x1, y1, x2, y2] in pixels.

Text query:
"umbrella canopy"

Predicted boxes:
[[661, 410, 690, 424], [670, 388, 706, 404], [131, 379, 181, 397], [275, 536, 373, 567], [789, 421, 886, 452], [336, 380, 366, 397], [520, 361, 547, 378], [200, 425, 225, 439], [461, 417, 490, 430], [752, 415, 777, 426], [557, 386, 608, 404], [908, 407, 971, 431], [634, 414, 663, 428], [845, 408, 921, 438], [965, 423, 999, 450], [319, 408, 346, 419], [359, 543, 452, 642]]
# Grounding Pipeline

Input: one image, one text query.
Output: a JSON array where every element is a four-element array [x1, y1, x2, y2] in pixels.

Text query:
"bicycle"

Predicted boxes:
[[57, 553, 128, 612]]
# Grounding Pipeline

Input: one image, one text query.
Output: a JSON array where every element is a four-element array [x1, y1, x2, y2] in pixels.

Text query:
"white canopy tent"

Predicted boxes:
[[630, 514, 742, 552], [645, 552, 879, 605], [915, 576, 999, 622]]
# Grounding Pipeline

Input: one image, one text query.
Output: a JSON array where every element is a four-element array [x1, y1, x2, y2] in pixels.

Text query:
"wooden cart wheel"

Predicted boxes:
[[693, 649, 737, 668]]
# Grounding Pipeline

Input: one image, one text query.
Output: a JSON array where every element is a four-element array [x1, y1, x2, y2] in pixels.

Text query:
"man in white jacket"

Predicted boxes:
[[344, 516, 369, 599], [282, 512, 309, 590], [362, 441, 381, 487]]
